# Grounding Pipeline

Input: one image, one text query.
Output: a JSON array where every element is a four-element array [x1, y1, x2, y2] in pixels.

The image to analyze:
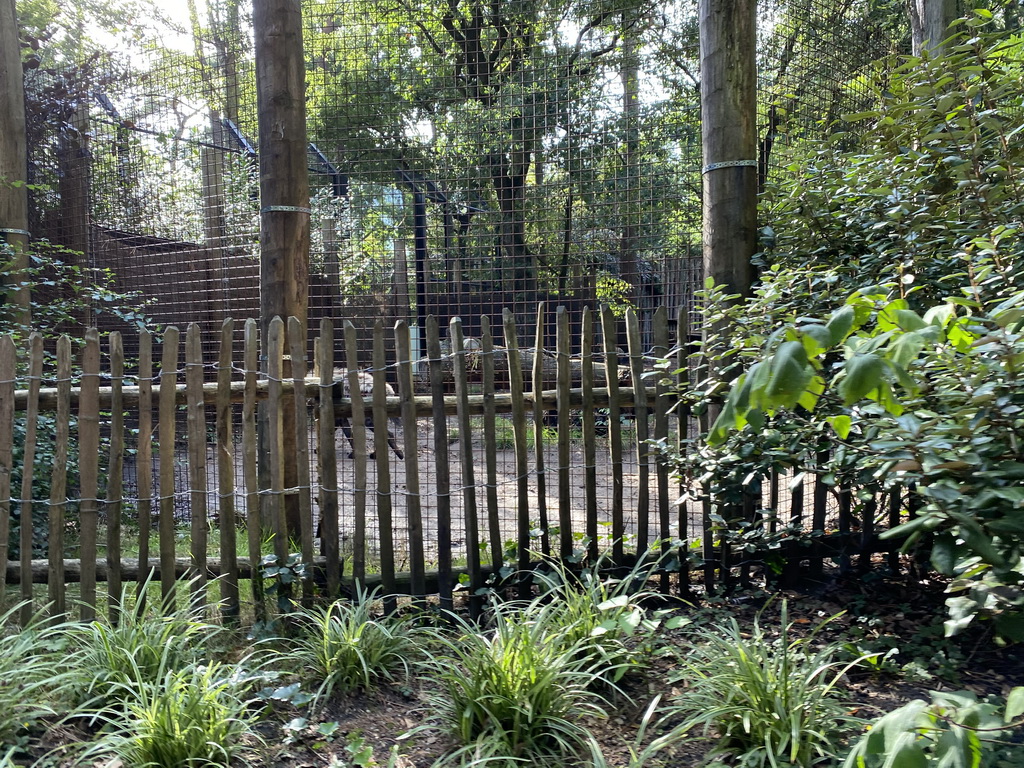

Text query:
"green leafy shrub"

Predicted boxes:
[[672, 21, 1024, 639], [843, 688, 1024, 768], [670, 602, 867, 768]]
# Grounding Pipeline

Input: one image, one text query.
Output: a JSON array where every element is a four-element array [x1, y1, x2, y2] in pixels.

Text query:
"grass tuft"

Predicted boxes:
[[671, 600, 867, 768]]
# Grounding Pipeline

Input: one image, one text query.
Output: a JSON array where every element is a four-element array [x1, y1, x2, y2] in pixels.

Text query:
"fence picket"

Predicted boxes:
[[217, 319, 239, 621], [288, 317, 314, 604], [371, 324, 396, 609], [136, 331, 153, 605], [501, 309, 530, 600], [344, 321, 368, 587], [106, 332, 125, 619], [49, 335, 72, 618], [317, 319, 340, 597], [531, 303, 550, 556], [675, 307, 691, 595], [266, 317, 287, 570], [481, 316, 502, 575], [395, 321, 425, 601], [625, 308, 649, 555], [0, 336, 14, 609], [242, 319, 265, 620], [79, 328, 101, 620], [185, 324, 208, 607], [653, 307, 671, 591], [581, 309, 598, 562], [426, 316, 452, 611], [556, 306, 573, 560], [451, 317, 482, 616], [600, 307, 624, 564], [19, 334, 42, 624]]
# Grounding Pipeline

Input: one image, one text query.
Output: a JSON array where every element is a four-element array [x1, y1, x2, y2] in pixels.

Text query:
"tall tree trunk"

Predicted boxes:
[[619, 15, 641, 309], [909, 0, 957, 56], [699, 0, 757, 301], [254, 0, 310, 537], [0, 0, 30, 325], [490, 150, 536, 307]]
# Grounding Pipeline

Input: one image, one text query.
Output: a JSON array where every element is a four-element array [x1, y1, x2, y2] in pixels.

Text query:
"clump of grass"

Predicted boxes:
[[61, 583, 221, 713], [87, 661, 260, 768], [0, 604, 74, 749], [529, 552, 663, 685], [671, 601, 867, 768], [419, 597, 626, 764], [270, 587, 429, 706]]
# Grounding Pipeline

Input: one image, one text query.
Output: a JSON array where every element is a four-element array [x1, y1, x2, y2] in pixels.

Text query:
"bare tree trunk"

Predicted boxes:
[[1, 0, 31, 325], [619, 14, 641, 308], [909, 0, 957, 56], [699, 0, 757, 302], [254, 0, 310, 537]]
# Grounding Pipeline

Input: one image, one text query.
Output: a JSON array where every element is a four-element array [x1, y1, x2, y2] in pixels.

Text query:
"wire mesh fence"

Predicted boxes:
[[10, 0, 910, 596]]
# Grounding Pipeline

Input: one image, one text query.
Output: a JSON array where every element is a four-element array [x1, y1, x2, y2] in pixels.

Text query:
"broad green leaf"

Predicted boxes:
[[827, 414, 852, 439], [893, 309, 927, 331], [887, 330, 925, 368], [826, 305, 856, 345], [839, 353, 885, 405], [930, 532, 958, 575], [799, 323, 833, 356], [764, 341, 813, 407], [923, 303, 955, 331], [797, 373, 825, 412], [1005, 687, 1024, 722]]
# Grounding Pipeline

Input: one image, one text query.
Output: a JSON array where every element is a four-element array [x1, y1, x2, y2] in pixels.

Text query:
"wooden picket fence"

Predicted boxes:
[[0, 304, 908, 626]]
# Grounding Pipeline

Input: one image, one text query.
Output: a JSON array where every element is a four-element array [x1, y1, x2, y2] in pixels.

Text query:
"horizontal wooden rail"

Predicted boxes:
[[11, 381, 663, 418]]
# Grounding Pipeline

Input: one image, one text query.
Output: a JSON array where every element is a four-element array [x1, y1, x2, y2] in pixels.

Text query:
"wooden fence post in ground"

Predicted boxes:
[[79, 328, 101, 620], [531, 303, 550, 556], [581, 309, 598, 563], [451, 317, 482, 616], [242, 319, 266, 621], [217, 319, 240, 622], [556, 306, 573, 560], [371, 324, 396, 610], [106, 332, 125, 619], [675, 306, 692, 596], [652, 307, 672, 592], [317, 319, 340, 597], [19, 334, 42, 624], [481, 316, 502, 577], [600, 307, 624, 565], [0, 335, 14, 608], [136, 331, 153, 606], [266, 318, 287, 572], [185, 324, 209, 608], [426, 316, 452, 612], [625, 308, 649, 556], [501, 309, 531, 600], [288, 317, 314, 605], [395, 320, 425, 603], [343, 320, 368, 588], [49, 336, 72, 618]]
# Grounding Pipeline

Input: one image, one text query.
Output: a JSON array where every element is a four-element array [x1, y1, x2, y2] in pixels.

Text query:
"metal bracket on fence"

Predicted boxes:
[[0, 228, 31, 236], [260, 205, 311, 215], [701, 160, 757, 175]]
